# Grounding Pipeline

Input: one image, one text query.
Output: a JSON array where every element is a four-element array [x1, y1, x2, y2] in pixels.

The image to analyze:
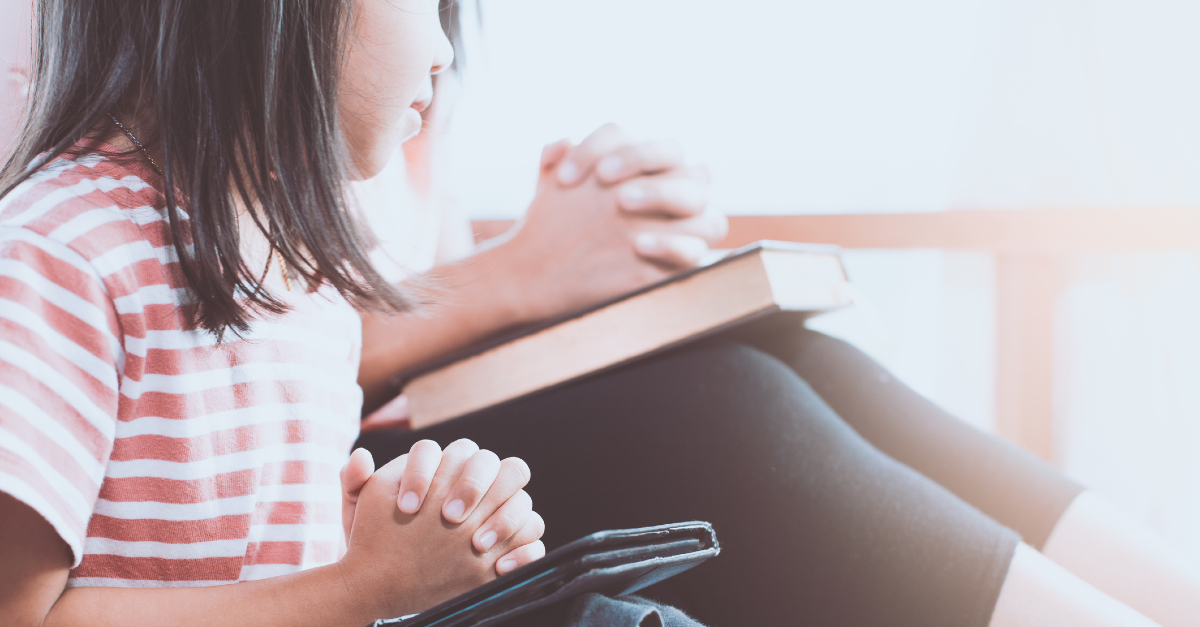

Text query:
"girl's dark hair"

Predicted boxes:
[[0, 0, 413, 336]]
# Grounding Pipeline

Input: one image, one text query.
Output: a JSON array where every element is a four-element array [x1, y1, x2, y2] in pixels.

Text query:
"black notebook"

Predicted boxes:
[[371, 521, 720, 627]]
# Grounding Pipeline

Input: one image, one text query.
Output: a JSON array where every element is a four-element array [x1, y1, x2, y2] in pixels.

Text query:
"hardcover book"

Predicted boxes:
[[391, 241, 852, 428]]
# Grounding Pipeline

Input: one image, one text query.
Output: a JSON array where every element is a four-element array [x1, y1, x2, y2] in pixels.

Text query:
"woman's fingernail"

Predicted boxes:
[[635, 232, 659, 255], [620, 185, 645, 206], [498, 558, 517, 573], [596, 156, 623, 179], [557, 160, 580, 184], [400, 491, 420, 512], [479, 530, 498, 550], [445, 499, 465, 520]]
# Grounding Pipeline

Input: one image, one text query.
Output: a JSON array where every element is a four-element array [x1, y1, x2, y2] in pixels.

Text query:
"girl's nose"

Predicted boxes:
[[430, 31, 454, 75]]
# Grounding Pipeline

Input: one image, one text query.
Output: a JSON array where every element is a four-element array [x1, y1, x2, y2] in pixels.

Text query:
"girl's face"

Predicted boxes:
[[341, 0, 454, 179]]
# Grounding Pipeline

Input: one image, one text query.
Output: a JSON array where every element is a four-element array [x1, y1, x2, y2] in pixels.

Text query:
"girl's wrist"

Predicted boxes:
[[333, 554, 398, 623]]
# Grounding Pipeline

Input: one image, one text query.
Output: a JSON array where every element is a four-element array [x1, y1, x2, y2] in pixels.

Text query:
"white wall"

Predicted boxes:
[[447, 0, 1200, 217], [0, 0, 30, 152], [1057, 252, 1200, 560]]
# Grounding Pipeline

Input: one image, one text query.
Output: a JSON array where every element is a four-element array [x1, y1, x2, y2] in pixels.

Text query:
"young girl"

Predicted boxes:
[[0, 1, 546, 625]]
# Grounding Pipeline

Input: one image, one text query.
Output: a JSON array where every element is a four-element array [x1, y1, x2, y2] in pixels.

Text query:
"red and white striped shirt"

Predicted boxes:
[[0, 144, 363, 587]]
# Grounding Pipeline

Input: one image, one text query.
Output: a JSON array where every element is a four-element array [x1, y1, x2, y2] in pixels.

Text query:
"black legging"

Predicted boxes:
[[357, 323, 1083, 626]]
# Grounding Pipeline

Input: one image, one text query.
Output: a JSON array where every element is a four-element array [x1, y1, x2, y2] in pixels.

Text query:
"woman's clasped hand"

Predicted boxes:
[[357, 122, 730, 411], [493, 123, 728, 323], [338, 440, 545, 619]]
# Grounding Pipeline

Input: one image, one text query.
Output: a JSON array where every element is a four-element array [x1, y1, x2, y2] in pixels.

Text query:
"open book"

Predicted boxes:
[[391, 241, 852, 429]]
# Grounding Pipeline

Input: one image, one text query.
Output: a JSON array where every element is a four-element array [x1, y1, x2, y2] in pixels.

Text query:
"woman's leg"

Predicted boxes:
[[359, 342, 1019, 626], [745, 321, 1198, 626], [1039, 492, 1200, 627], [738, 319, 1083, 549], [991, 544, 1160, 627]]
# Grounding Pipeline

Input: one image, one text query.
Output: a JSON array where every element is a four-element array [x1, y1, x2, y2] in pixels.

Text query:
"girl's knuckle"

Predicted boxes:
[[502, 457, 532, 485], [531, 541, 547, 558], [405, 468, 435, 484], [445, 438, 478, 455], [494, 512, 519, 535], [513, 521, 540, 545], [411, 439, 441, 456], [456, 475, 488, 498]]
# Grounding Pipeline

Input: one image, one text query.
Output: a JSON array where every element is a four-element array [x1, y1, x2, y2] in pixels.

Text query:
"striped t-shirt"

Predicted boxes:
[[0, 145, 363, 587]]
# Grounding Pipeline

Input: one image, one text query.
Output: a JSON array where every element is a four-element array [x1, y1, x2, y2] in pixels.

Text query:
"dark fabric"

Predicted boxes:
[[566, 594, 705, 627], [358, 341, 1019, 627], [735, 319, 1086, 549], [493, 594, 704, 627]]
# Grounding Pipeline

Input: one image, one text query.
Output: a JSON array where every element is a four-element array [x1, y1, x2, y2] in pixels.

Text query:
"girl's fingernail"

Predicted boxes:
[[445, 499, 465, 520], [479, 530, 498, 550], [620, 185, 645, 206], [635, 232, 659, 255], [596, 156, 623, 179], [557, 160, 580, 184], [400, 491, 420, 512], [498, 558, 517, 573]]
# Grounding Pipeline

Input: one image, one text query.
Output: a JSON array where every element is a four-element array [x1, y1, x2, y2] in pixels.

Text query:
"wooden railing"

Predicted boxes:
[[473, 209, 1200, 462]]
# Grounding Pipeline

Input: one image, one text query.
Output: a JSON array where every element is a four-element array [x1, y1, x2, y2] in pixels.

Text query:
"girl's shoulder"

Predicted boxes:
[[1, 147, 169, 245], [0, 147, 176, 297]]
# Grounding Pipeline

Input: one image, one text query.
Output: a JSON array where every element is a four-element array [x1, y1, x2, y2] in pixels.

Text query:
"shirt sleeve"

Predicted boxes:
[[0, 226, 121, 567]]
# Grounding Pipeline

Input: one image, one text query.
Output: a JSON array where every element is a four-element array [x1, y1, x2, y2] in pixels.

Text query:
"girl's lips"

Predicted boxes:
[[410, 98, 432, 113]]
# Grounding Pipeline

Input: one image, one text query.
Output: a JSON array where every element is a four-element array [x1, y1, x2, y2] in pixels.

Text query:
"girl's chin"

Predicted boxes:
[[346, 111, 424, 180]]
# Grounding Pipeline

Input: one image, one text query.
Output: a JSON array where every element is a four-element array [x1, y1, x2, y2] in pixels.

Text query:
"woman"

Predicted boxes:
[[349, 4, 1200, 627], [0, 1, 1193, 627]]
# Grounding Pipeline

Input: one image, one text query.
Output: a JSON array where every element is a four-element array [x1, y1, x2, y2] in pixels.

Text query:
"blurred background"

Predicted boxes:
[[4, 0, 1199, 560], [440, 0, 1200, 562]]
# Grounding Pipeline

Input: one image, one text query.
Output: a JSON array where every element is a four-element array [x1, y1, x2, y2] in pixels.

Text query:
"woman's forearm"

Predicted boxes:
[[358, 133, 724, 411], [45, 563, 387, 627], [359, 236, 531, 410]]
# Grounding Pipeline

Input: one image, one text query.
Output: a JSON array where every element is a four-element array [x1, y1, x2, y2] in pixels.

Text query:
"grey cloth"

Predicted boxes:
[[566, 594, 706, 627]]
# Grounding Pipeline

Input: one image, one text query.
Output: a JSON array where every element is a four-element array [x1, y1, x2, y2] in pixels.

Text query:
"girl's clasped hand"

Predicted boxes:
[[338, 440, 545, 618]]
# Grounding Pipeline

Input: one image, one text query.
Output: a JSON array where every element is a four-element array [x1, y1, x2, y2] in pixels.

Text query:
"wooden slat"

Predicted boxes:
[[475, 209, 1200, 253], [995, 255, 1065, 461], [722, 210, 1200, 254]]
